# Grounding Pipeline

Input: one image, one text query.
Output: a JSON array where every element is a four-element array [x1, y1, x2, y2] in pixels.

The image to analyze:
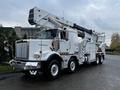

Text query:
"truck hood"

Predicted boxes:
[[16, 39, 52, 61]]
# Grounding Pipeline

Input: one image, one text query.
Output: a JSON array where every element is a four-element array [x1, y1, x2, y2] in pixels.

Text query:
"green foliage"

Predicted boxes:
[[110, 33, 120, 49], [0, 27, 19, 63], [106, 48, 120, 55], [109, 33, 120, 55], [0, 64, 13, 72]]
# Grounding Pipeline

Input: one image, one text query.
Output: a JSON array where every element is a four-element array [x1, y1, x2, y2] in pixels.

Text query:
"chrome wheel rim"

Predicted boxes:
[[101, 58, 103, 63], [70, 61, 76, 71], [51, 64, 59, 76], [96, 59, 99, 64]]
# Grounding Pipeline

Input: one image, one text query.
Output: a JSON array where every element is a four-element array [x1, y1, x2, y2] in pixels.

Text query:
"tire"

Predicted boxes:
[[95, 55, 104, 65], [23, 71, 31, 76], [83, 56, 89, 65], [44, 60, 61, 80], [99, 55, 104, 64], [102, 54, 105, 60], [95, 56, 100, 65], [68, 59, 77, 73]]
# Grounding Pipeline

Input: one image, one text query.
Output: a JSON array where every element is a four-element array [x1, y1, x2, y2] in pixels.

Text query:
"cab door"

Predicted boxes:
[[59, 30, 70, 54]]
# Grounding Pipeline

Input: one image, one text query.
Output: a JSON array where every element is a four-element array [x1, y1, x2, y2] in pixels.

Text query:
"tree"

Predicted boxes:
[[0, 27, 19, 63], [110, 33, 120, 49]]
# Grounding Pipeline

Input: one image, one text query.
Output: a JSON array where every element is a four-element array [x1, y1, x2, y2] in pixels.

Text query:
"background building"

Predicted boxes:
[[14, 27, 42, 38]]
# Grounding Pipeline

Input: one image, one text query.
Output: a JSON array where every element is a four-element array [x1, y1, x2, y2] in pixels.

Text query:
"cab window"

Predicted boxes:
[[35, 29, 58, 39], [60, 31, 68, 40]]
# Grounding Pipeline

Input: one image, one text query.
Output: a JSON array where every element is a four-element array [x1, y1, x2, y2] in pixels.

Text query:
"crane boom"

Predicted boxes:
[[28, 7, 93, 34], [28, 7, 72, 28]]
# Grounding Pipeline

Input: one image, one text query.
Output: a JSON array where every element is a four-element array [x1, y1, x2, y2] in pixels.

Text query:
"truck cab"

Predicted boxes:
[[10, 28, 83, 79]]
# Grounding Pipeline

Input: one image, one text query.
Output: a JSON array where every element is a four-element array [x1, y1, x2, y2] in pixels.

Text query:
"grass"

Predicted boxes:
[[0, 64, 13, 73], [106, 51, 120, 55]]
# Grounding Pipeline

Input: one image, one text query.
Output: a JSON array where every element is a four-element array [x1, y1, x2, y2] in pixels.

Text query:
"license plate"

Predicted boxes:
[[25, 62, 38, 66]]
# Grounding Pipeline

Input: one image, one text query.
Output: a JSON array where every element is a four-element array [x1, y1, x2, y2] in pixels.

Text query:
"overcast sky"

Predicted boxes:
[[0, 0, 120, 46]]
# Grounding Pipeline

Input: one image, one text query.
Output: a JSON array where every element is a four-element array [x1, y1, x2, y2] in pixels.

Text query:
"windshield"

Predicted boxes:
[[35, 29, 58, 39]]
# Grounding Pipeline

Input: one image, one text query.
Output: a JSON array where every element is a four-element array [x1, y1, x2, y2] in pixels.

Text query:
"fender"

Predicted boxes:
[[40, 51, 62, 61]]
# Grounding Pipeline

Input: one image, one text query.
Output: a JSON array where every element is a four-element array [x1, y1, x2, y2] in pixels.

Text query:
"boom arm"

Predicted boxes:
[[28, 7, 73, 28], [28, 7, 95, 35]]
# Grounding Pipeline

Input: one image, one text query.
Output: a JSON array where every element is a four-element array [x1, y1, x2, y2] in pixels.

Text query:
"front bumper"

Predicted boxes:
[[9, 60, 41, 71]]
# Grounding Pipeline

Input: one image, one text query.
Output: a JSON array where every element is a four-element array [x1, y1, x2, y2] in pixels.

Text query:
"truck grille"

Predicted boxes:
[[16, 41, 29, 60]]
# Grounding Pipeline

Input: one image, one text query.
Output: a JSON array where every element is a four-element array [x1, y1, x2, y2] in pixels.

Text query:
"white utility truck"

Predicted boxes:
[[10, 7, 105, 79]]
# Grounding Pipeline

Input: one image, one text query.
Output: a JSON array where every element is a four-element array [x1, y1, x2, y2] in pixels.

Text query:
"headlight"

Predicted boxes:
[[33, 54, 40, 59]]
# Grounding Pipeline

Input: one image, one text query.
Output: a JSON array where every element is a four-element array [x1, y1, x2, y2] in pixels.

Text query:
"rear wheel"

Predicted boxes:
[[95, 55, 104, 65], [68, 59, 77, 73], [99, 55, 104, 64], [83, 56, 89, 65], [95, 56, 100, 65]]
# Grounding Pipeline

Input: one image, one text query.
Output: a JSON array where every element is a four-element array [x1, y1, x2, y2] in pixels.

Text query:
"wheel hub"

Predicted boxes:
[[51, 64, 59, 76], [101, 58, 103, 62], [70, 61, 75, 71], [96, 59, 99, 64]]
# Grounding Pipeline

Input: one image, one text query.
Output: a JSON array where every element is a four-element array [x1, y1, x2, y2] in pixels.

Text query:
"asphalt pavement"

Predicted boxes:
[[0, 55, 120, 90]]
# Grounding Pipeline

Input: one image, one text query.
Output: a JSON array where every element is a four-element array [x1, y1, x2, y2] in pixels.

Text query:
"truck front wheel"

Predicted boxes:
[[44, 60, 61, 80]]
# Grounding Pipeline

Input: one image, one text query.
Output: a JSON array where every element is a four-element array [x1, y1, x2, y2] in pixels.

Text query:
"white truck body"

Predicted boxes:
[[10, 7, 105, 79]]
